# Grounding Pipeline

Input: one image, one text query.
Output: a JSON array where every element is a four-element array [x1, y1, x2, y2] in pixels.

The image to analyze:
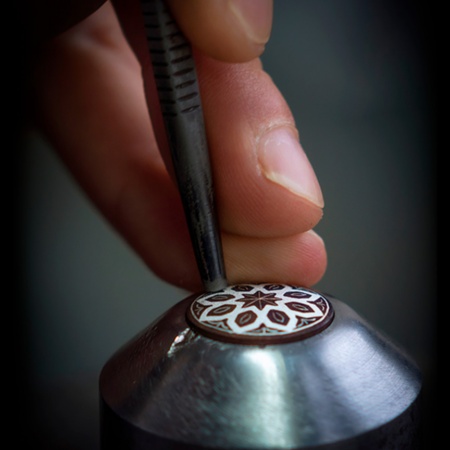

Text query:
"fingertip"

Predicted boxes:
[[167, 0, 273, 62], [223, 229, 328, 289], [297, 230, 328, 287], [257, 127, 324, 210], [226, 0, 273, 58]]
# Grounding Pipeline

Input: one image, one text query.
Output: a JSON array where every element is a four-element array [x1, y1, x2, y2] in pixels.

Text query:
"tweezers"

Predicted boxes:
[[139, 0, 228, 292]]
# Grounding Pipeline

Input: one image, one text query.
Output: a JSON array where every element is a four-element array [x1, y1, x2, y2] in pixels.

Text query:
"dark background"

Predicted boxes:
[[11, 0, 437, 448]]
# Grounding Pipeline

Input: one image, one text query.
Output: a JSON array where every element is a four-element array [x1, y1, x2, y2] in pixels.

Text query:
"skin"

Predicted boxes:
[[31, 0, 327, 293]]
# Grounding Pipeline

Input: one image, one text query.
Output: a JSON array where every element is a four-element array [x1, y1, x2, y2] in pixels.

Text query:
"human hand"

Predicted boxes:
[[32, 0, 326, 292]]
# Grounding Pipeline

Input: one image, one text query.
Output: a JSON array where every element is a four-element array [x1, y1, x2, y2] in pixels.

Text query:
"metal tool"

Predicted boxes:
[[99, 1, 423, 448], [139, 0, 227, 293]]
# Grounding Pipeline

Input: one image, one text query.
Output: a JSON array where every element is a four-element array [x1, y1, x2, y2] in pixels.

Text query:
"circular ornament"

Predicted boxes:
[[186, 283, 334, 344]]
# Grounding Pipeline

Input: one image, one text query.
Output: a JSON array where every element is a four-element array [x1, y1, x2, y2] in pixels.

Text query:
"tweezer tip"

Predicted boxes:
[[204, 278, 228, 293]]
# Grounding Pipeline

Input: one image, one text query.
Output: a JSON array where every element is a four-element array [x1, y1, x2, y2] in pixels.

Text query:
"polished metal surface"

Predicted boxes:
[[100, 291, 422, 449]]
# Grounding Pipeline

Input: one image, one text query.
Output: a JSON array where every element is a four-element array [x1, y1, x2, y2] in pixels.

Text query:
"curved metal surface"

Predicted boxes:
[[99, 293, 422, 449]]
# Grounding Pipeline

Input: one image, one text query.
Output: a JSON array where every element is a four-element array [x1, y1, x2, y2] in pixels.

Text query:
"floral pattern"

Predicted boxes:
[[186, 284, 334, 344]]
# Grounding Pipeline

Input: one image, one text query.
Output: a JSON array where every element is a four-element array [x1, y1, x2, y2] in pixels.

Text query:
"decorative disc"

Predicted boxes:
[[186, 284, 334, 344]]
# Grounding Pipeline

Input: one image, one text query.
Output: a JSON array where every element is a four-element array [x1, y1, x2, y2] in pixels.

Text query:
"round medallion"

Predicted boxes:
[[186, 283, 334, 344]]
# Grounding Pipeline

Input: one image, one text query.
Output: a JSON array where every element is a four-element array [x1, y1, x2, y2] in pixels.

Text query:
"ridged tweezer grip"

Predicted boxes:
[[140, 0, 227, 292]]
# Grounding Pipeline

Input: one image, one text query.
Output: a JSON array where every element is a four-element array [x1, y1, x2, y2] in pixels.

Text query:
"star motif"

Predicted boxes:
[[236, 291, 282, 310]]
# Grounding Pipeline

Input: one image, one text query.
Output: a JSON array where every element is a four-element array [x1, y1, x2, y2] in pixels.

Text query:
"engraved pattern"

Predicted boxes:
[[186, 284, 334, 343]]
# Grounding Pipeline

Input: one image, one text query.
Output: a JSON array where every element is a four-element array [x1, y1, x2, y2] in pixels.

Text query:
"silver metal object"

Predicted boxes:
[[99, 284, 422, 449], [140, 0, 227, 292]]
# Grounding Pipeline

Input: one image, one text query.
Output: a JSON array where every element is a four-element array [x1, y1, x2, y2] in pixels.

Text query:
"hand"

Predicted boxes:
[[32, 0, 326, 292]]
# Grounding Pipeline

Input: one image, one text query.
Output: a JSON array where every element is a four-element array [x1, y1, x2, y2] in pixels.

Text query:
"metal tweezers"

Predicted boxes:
[[139, 0, 228, 292]]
